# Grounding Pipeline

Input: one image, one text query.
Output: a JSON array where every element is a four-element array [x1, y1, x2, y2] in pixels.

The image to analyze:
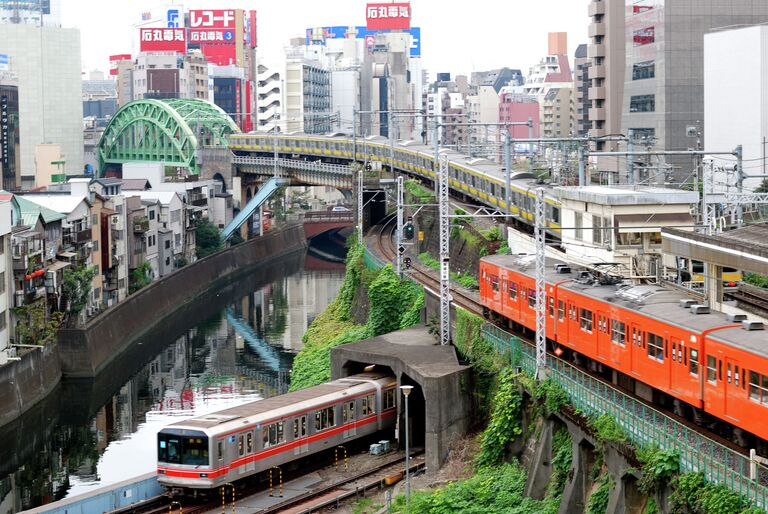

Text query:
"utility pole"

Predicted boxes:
[[578, 144, 586, 186], [627, 129, 634, 184], [439, 154, 451, 346], [504, 131, 511, 211], [736, 144, 744, 227], [357, 158, 364, 245], [535, 187, 547, 378], [396, 175, 404, 276], [528, 117, 534, 173]]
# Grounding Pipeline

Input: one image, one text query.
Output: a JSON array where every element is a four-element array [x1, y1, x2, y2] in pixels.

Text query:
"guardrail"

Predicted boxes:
[[482, 324, 768, 508]]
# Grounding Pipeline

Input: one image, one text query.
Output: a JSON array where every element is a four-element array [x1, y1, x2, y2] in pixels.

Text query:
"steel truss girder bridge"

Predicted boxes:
[[232, 156, 354, 189], [97, 98, 240, 175]]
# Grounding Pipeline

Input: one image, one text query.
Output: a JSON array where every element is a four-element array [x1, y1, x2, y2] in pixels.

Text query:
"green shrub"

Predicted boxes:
[[586, 473, 613, 514], [535, 379, 569, 415], [590, 414, 628, 444], [548, 427, 573, 498], [476, 367, 523, 468], [636, 446, 679, 495], [497, 242, 512, 255]]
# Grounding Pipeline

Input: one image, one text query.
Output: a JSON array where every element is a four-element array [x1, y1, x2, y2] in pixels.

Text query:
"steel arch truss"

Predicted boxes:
[[97, 99, 239, 176]]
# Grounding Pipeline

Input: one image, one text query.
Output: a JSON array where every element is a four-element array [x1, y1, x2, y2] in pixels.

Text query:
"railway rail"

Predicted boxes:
[[112, 450, 424, 514], [726, 283, 768, 319]]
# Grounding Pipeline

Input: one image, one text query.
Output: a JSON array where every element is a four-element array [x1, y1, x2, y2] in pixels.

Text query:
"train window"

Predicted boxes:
[[263, 421, 286, 447], [294, 416, 307, 438], [647, 333, 664, 362], [672, 342, 677, 362], [548, 297, 555, 318], [343, 401, 356, 422], [489, 183, 496, 196], [218, 440, 223, 461], [362, 393, 376, 416], [719, 360, 723, 381], [748, 372, 768, 404], [727, 364, 732, 384], [315, 407, 336, 431], [580, 308, 593, 333], [238, 435, 244, 456], [558, 300, 565, 321], [509, 282, 518, 301], [492, 275, 500, 292], [384, 389, 396, 410], [246, 433, 253, 453], [707, 356, 717, 383], [611, 321, 626, 346], [552, 207, 561, 225], [742, 369, 746, 390], [689, 349, 699, 376], [158, 435, 182, 464], [528, 289, 536, 309], [683, 344, 687, 365]]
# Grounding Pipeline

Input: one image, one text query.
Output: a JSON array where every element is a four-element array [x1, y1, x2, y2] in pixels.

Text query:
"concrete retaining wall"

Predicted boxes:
[[0, 344, 61, 429], [58, 224, 307, 378]]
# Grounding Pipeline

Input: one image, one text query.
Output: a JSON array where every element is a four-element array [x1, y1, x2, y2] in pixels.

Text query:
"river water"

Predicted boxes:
[[0, 242, 346, 512]]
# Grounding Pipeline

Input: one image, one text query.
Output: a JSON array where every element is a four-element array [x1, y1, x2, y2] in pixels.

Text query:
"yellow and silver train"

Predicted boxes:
[[230, 132, 563, 236]]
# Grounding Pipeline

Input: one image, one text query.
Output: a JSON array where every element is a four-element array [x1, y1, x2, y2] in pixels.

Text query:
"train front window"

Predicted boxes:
[[158, 432, 209, 466]]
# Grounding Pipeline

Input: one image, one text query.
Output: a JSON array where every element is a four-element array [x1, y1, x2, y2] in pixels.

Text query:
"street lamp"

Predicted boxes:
[[401, 384, 414, 512]]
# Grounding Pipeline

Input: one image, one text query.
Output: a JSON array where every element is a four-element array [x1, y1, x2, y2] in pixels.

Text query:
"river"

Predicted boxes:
[[0, 241, 346, 512]]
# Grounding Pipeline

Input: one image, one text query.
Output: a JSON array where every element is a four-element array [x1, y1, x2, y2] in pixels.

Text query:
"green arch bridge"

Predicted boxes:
[[97, 98, 240, 176]]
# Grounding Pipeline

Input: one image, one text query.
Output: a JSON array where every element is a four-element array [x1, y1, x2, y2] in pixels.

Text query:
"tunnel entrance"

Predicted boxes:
[[399, 374, 426, 448]]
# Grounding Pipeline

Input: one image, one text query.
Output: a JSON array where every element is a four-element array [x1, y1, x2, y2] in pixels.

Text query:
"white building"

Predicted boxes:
[[0, 200, 12, 355], [255, 62, 282, 132], [0, 24, 83, 181], [704, 25, 768, 193], [130, 191, 185, 271]]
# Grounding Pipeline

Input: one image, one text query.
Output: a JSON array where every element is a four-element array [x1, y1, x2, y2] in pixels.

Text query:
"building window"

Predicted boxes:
[[165, 240, 171, 249], [580, 308, 593, 333], [630, 128, 655, 143], [647, 332, 664, 361], [633, 27, 655, 46], [0, 310, 6, 331], [149, 210, 155, 220], [630, 95, 655, 113], [592, 216, 611, 246], [632, 61, 655, 80], [574, 212, 583, 241], [611, 320, 626, 346], [749, 372, 768, 404]]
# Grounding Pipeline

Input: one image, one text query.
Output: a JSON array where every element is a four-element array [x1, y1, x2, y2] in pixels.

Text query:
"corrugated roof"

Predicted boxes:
[[132, 191, 181, 206], [14, 195, 66, 224], [21, 194, 90, 215]]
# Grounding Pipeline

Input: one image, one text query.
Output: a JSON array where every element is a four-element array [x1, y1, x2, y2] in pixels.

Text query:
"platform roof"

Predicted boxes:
[[662, 226, 768, 275]]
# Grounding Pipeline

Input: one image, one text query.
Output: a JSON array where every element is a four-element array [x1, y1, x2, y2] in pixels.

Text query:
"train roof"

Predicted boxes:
[[482, 254, 768, 357], [163, 372, 395, 434]]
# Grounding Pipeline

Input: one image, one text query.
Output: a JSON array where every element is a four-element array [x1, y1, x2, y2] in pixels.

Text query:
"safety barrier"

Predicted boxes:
[[482, 324, 768, 508], [269, 466, 283, 497], [364, 248, 385, 270], [335, 445, 349, 472], [220, 483, 235, 514]]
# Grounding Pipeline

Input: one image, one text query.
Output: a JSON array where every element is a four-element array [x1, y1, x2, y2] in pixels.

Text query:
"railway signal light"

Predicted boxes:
[[365, 163, 372, 172], [404, 257, 412, 269], [403, 221, 414, 240]]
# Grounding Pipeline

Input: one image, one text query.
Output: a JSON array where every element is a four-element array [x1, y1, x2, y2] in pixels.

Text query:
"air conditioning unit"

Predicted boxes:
[[742, 321, 765, 331], [727, 313, 747, 323], [690, 304, 711, 315], [679, 299, 697, 309]]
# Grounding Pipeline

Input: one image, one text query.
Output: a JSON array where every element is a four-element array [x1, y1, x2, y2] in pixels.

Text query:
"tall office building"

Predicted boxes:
[[0, 0, 61, 27], [590, 0, 768, 182], [0, 23, 83, 185]]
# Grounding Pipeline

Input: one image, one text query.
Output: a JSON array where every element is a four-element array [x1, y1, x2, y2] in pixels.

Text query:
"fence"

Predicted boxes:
[[482, 324, 768, 508]]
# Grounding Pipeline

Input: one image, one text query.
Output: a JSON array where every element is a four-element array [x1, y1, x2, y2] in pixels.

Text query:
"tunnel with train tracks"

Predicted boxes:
[[330, 326, 470, 474]]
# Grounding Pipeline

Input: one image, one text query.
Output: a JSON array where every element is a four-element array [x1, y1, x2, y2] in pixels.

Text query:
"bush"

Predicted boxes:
[[476, 367, 523, 468], [195, 219, 224, 258], [586, 473, 613, 514], [589, 414, 628, 444], [535, 379, 569, 415], [636, 446, 679, 495]]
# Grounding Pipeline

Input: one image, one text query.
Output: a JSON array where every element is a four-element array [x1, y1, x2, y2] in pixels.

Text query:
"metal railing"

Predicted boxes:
[[482, 323, 768, 507], [233, 156, 352, 177]]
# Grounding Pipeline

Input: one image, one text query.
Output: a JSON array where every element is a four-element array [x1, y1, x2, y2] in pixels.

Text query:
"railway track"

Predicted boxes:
[[726, 283, 768, 319], [372, 213, 484, 317]]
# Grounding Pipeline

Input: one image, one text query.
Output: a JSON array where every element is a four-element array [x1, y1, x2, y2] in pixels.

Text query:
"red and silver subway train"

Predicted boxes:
[[157, 372, 397, 493], [479, 254, 768, 443]]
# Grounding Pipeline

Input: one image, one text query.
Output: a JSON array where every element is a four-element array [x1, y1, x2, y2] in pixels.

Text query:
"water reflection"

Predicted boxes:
[[0, 247, 345, 512]]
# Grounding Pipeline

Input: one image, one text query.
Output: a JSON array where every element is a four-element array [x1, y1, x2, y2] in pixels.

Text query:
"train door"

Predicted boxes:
[[237, 434, 247, 475], [724, 357, 742, 422], [342, 400, 357, 439], [293, 415, 309, 456], [245, 431, 255, 473]]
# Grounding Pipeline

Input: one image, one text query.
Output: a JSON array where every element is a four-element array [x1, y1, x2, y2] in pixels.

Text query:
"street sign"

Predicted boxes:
[[418, 231, 424, 241], [398, 245, 405, 255]]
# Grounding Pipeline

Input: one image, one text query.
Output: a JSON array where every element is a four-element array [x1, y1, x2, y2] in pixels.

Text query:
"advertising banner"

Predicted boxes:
[[366, 2, 411, 31], [109, 53, 132, 75], [189, 9, 237, 29], [139, 28, 187, 53], [305, 26, 421, 57], [1, 95, 8, 166], [0, 54, 8, 71]]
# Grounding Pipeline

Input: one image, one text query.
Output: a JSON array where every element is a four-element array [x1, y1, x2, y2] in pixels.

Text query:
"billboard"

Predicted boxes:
[[140, 28, 187, 53], [1, 95, 8, 167], [138, 5, 184, 28], [248, 10, 257, 49], [366, 2, 411, 31], [189, 9, 237, 29], [109, 53, 132, 75], [305, 26, 421, 57], [0, 54, 8, 71]]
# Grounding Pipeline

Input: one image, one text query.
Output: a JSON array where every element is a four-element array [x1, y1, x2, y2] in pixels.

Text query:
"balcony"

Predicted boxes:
[[133, 217, 149, 233], [74, 228, 91, 244], [589, 65, 606, 80], [588, 86, 606, 101], [589, 22, 605, 38], [589, 107, 606, 121], [588, 1, 605, 17], [188, 194, 207, 207], [588, 43, 605, 59]]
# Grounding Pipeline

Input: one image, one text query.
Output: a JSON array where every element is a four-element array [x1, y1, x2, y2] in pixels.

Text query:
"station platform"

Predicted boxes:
[[663, 225, 768, 274]]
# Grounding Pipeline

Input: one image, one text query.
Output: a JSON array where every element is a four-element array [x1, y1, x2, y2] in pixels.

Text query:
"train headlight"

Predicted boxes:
[[158, 470, 166, 474]]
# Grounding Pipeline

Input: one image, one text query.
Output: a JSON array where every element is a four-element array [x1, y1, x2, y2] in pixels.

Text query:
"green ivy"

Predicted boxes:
[[497, 242, 512, 255], [476, 367, 523, 468], [668, 471, 761, 514], [547, 427, 573, 500], [589, 413, 628, 444], [534, 379, 569, 415], [586, 472, 613, 514], [635, 446, 679, 495], [644, 497, 659, 514]]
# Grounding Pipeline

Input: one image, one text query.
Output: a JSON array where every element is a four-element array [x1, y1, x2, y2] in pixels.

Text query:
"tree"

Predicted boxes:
[[129, 261, 153, 294], [12, 299, 63, 346], [195, 219, 223, 258], [62, 265, 97, 314]]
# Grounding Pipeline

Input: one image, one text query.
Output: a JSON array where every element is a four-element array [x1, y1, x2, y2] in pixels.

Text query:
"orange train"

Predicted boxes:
[[479, 254, 768, 443]]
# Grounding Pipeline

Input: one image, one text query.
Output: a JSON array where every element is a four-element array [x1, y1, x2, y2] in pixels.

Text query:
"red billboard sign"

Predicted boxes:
[[109, 53, 132, 76], [366, 2, 411, 31], [189, 28, 236, 44], [139, 28, 186, 53], [189, 9, 237, 29], [198, 43, 237, 66]]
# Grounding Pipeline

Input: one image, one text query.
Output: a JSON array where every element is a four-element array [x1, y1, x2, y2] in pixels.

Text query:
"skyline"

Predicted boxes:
[[61, 0, 590, 80]]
